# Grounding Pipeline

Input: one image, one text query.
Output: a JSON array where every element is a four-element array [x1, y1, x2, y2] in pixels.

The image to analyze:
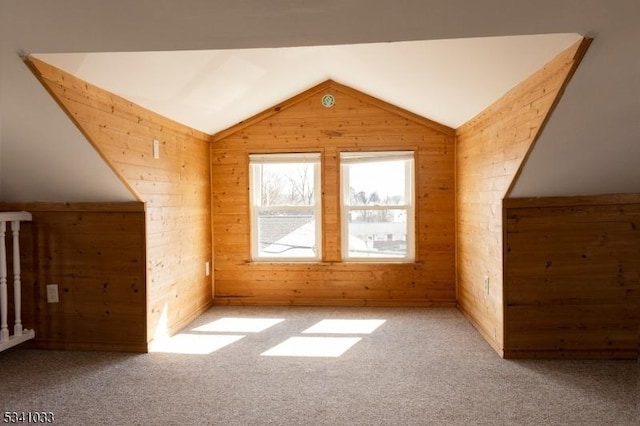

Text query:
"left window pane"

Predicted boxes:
[[249, 153, 321, 261]]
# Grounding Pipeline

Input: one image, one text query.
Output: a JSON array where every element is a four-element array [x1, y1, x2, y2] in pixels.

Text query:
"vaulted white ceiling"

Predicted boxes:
[[1, 0, 638, 202], [34, 34, 580, 134]]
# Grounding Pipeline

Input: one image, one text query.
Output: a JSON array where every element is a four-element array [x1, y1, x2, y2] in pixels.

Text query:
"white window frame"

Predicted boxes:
[[249, 153, 322, 262], [340, 151, 415, 262]]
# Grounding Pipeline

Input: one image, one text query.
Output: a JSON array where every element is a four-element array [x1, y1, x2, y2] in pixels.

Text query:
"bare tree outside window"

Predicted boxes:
[[288, 166, 314, 205], [250, 153, 321, 261], [349, 188, 395, 222], [260, 170, 283, 206]]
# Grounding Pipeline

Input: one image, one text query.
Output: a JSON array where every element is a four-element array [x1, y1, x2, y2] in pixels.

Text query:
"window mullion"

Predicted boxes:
[[345, 205, 410, 211]]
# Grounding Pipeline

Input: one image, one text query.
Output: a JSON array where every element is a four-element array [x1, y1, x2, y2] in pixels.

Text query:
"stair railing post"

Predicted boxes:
[[12, 220, 23, 336], [0, 220, 8, 342]]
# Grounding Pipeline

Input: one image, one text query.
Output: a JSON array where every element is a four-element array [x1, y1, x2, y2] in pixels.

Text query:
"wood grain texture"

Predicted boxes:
[[504, 195, 639, 359], [0, 202, 146, 352], [27, 57, 213, 345], [455, 38, 589, 355], [212, 81, 456, 306]]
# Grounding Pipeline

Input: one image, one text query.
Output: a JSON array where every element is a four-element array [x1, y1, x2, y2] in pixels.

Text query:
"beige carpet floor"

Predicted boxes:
[[0, 306, 637, 425]]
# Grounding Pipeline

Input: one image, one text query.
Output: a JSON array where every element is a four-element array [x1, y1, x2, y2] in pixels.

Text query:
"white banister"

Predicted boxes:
[[0, 211, 34, 352]]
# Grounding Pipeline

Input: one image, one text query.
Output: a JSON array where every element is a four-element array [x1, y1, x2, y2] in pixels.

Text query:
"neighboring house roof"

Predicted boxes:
[[259, 216, 314, 250]]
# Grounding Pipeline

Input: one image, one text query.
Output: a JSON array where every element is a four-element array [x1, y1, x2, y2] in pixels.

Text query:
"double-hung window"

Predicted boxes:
[[249, 153, 321, 261], [340, 151, 415, 261]]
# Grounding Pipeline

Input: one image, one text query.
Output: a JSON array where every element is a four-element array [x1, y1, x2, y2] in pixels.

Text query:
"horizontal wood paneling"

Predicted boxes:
[[212, 81, 456, 306], [27, 58, 213, 345], [504, 195, 640, 359], [0, 202, 146, 352], [455, 38, 589, 355]]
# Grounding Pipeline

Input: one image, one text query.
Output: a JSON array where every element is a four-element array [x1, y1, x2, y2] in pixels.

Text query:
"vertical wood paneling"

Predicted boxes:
[[212, 81, 456, 306], [504, 195, 640, 359], [0, 202, 146, 352], [455, 39, 589, 355], [27, 58, 213, 345]]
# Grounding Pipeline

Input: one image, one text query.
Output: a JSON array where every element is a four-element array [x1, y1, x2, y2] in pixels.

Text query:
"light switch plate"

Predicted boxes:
[[153, 139, 160, 159]]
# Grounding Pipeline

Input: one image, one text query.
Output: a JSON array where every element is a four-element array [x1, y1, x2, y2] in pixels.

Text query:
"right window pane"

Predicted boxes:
[[340, 151, 415, 261]]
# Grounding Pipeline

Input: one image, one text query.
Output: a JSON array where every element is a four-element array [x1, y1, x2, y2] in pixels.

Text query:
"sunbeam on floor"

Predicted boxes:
[[148, 316, 386, 356]]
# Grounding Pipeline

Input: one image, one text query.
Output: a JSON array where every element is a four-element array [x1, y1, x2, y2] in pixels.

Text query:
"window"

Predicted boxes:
[[249, 153, 321, 261], [340, 151, 415, 261]]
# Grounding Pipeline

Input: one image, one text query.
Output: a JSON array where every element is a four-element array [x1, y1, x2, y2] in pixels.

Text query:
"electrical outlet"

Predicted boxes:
[[46, 284, 59, 303], [205, 261, 211, 276]]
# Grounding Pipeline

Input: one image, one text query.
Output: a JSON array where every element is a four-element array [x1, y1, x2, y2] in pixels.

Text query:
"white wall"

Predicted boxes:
[[0, 53, 134, 202], [511, 9, 640, 196]]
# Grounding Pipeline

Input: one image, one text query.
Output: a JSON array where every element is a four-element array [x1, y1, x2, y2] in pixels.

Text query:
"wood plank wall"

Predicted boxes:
[[455, 39, 589, 355], [504, 195, 640, 359], [211, 81, 456, 306], [0, 202, 146, 352], [26, 58, 213, 346]]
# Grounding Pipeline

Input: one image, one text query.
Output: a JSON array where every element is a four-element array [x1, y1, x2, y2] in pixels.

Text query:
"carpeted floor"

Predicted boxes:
[[0, 306, 637, 425]]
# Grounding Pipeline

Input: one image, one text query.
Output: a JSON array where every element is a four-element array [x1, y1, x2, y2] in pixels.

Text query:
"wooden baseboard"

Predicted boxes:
[[457, 304, 504, 358], [213, 297, 456, 308], [24, 339, 147, 353], [502, 349, 638, 360], [162, 298, 216, 339]]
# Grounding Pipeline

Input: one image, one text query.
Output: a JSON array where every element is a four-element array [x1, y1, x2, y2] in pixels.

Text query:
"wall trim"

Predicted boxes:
[[504, 193, 640, 209], [214, 297, 456, 307], [24, 339, 148, 353], [457, 304, 505, 358], [503, 349, 637, 360], [0, 201, 145, 212]]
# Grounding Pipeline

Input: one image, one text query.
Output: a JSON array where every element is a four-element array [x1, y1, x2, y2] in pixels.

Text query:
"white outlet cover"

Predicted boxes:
[[46, 284, 59, 303]]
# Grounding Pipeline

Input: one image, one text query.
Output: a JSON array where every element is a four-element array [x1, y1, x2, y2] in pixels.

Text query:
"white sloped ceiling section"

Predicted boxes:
[[0, 0, 638, 201]]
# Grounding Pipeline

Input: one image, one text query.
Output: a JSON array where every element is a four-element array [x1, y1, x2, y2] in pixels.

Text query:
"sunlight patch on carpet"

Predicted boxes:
[[302, 319, 386, 334], [261, 337, 362, 357], [149, 334, 245, 355], [193, 317, 285, 333]]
